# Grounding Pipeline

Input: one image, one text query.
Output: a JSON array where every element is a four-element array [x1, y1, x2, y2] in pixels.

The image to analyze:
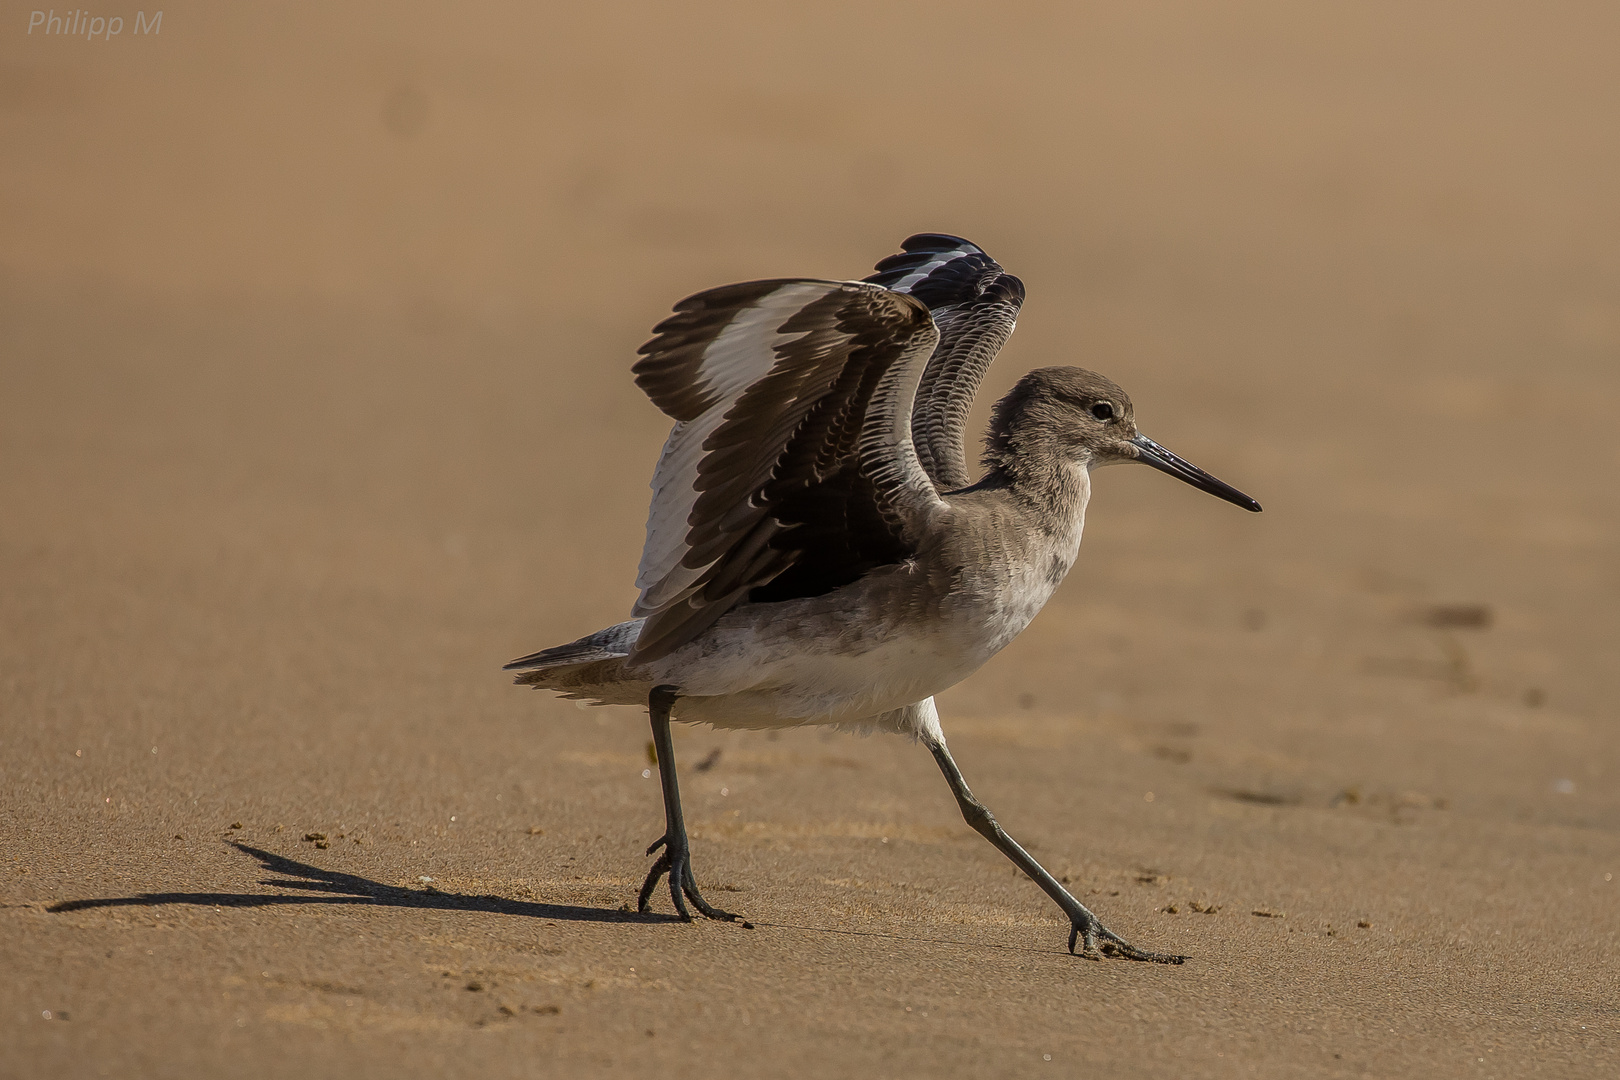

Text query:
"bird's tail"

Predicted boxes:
[[503, 640, 627, 673], [503, 620, 646, 703]]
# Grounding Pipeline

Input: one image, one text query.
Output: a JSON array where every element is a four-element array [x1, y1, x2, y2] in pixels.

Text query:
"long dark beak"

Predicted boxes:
[[1129, 434, 1262, 512]]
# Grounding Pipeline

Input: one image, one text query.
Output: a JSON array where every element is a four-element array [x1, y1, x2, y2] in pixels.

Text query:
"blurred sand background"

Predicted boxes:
[[2, 2, 1617, 1076]]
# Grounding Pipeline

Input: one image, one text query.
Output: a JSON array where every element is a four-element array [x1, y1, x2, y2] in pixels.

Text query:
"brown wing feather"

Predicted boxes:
[[629, 283, 938, 663]]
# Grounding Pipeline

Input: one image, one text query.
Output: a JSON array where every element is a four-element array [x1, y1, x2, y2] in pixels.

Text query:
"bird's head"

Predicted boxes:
[[982, 366, 1261, 511]]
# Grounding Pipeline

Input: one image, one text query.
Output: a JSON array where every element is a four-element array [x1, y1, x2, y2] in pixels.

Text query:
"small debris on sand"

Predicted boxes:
[[1252, 908, 1284, 918]]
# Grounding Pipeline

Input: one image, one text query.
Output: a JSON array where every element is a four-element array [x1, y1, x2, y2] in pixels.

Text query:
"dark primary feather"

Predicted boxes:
[[866, 234, 1024, 489], [865, 233, 1007, 309], [629, 281, 937, 663]]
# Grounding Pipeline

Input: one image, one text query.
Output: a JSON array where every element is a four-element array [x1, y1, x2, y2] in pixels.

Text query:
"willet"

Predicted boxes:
[[507, 234, 1260, 963]]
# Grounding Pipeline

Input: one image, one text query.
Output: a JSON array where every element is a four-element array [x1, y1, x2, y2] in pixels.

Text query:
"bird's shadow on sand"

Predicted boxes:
[[47, 842, 664, 925]]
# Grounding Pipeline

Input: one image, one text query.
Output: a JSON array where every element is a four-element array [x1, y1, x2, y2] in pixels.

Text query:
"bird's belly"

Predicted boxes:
[[664, 570, 1061, 730], [670, 631, 968, 728]]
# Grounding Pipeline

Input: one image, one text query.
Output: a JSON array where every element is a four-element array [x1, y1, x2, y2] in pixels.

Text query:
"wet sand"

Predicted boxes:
[[3, 4, 1617, 1077]]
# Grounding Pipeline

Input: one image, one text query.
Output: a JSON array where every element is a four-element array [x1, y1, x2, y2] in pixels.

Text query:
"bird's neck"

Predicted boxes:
[[982, 445, 1092, 549]]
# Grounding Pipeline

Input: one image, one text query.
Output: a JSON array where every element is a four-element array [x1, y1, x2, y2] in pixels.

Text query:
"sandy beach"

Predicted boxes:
[[3, 4, 1617, 1076]]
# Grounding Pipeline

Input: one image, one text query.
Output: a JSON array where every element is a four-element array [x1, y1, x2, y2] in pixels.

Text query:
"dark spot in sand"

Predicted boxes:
[[1422, 603, 1492, 629], [303, 980, 363, 995], [1219, 788, 1300, 807]]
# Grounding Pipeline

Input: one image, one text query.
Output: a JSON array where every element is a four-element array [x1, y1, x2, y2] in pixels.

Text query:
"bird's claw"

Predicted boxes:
[[1068, 915, 1186, 964], [636, 833, 739, 923]]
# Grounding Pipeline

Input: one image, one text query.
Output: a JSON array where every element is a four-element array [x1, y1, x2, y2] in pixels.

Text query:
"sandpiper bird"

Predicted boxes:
[[507, 234, 1260, 963]]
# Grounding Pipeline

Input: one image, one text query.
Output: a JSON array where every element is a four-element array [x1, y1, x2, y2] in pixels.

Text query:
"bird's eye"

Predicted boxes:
[[1089, 402, 1115, 422]]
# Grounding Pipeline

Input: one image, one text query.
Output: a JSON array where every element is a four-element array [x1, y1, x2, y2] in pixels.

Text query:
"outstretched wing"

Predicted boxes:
[[866, 234, 1024, 490], [629, 279, 942, 662]]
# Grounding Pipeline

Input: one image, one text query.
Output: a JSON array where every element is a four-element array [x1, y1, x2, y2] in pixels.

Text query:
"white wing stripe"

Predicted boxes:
[[885, 245, 979, 294], [633, 281, 860, 613], [686, 282, 825, 402]]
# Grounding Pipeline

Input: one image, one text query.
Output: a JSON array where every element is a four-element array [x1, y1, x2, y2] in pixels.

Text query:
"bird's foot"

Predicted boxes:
[[1068, 911, 1186, 965], [636, 834, 739, 923]]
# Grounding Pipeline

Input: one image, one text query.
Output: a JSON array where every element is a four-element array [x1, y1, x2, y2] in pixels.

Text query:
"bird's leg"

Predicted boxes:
[[635, 685, 739, 922], [924, 737, 1184, 964]]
